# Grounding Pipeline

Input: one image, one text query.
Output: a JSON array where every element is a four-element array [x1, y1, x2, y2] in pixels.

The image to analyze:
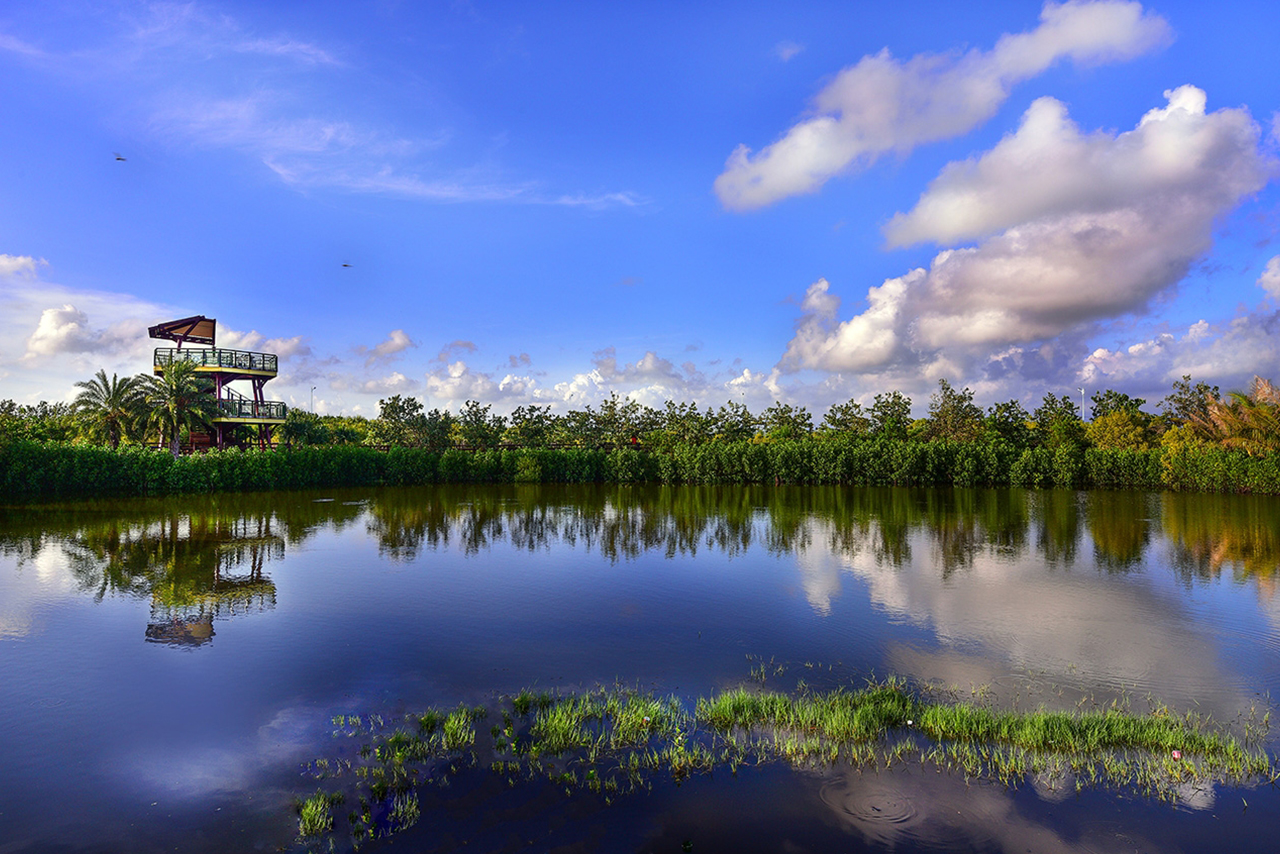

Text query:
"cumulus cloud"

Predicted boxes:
[[886, 87, 1266, 247], [23, 305, 143, 360], [1259, 255, 1280, 299], [781, 87, 1272, 387], [360, 371, 419, 394], [354, 329, 415, 366], [1081, 313, 1280, 398], [592, 347, 684, 384], [422, 358, 496, 404], [220, 327, 312, 359], [715, 0, 1171, 210], [0, 254, 45, 276]]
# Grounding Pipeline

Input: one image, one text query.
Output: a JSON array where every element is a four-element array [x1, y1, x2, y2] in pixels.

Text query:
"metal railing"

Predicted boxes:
[[216, 398, 288, 421], [154, 347, 278, 374]]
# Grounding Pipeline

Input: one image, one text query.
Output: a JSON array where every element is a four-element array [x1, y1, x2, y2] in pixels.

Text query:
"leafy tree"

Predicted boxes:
[[1033, 392, 1084, 448], [71, 369, 146, 449], [656, 400, 714, 445], [925, 379, 983, 441], [1089, 389, 1147, 420], [505, 405, 554, 447], [1085, 411, 1151, 450], [868, 390, 912, 440], [367, 395, 426, 447], [141, 360, 219, 457], [820, 399, 871, 435], [0, 399, 76, 443], [712, 401, 756, 443], [983, 400, 1032, 447], [594, 392, 650, 446], [277, 409, 330, 447], [456, 399, 505, 449], [1159, 375, 1220, 426], [759, 401, 813, 440]]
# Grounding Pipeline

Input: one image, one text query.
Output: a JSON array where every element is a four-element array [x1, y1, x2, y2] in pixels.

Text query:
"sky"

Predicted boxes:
[[1, 0, 1277, 418]]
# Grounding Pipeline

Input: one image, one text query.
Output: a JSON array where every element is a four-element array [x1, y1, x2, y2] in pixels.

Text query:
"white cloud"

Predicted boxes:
[[360, 371, 419, 395], [715, 0, 1171, 210], [1258, 255, 1280, 299], [233, 37, 339, 65], [0, 254, 45, 277], [353, 329, 415, 366], [886, 87, 1266, 247], [0, 31, 45, 58], [1081, 313, 1280, 397], [773, 40, 804, 62], [781, 87, 1272, 387]]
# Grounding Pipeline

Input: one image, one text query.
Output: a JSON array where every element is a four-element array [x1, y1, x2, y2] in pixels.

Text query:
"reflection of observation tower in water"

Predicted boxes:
[[143, 515, 282, 647]]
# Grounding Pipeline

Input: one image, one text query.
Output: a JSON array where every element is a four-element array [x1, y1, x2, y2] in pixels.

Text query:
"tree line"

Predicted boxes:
[[3, 372, 1278, 461]]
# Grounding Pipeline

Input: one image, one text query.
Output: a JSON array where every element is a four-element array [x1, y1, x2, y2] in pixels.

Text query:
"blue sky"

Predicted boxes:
[[1, 0, 1277, 417]]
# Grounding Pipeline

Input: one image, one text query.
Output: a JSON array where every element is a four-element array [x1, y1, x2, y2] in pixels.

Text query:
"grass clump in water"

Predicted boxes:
[[297, 676, 1276, 850], [297, 789, 343, 838]]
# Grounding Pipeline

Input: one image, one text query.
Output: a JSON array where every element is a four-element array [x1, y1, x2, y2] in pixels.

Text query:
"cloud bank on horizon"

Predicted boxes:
[[1, 1, 1277, 417]]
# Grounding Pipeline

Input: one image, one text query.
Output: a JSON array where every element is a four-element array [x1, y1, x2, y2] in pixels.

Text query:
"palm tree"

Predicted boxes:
[[71, 369, 145, 449], [141, 359, 219, 457], [1186, 376, 1280, 456]]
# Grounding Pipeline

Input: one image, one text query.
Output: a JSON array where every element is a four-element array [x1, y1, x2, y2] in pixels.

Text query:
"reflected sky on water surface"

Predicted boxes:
[[2, 484, 1279, 853]]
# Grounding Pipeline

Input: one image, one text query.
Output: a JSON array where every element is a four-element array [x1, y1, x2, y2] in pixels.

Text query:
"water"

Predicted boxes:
[[1, 484, 1278, 852]]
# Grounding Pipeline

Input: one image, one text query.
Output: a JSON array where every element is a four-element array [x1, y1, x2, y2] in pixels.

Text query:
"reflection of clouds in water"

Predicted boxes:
[[793, 546, 844, 616], [0, 545, 85, 640], [816, 766, 1156, 853], [124, 704, 328, 800], [793, 519, 1250, 718]]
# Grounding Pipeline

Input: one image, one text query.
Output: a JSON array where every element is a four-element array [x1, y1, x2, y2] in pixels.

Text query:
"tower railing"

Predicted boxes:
[[216, 398, 287, 421], [154, 347, 278, 374]]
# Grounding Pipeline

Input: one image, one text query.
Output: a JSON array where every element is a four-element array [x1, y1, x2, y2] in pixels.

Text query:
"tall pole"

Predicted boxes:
[[1078, 387, 1085, 420], [311, 386, 316, 414]]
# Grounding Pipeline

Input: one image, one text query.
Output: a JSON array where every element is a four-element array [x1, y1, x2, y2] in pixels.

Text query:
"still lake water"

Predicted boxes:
[[2, 484, 1279, 853]]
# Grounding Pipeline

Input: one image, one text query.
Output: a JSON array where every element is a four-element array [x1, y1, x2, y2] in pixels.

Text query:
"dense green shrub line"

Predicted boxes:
[[3, 438, 1278, 500]]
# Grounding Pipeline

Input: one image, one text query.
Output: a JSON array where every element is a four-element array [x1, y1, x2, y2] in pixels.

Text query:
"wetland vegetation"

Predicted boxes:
[[4, 375, 1280, 499], [297, 677, 1276, 850]]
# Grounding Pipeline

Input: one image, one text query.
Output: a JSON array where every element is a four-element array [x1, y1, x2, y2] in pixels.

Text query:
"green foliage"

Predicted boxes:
[[759, 401, 813, 440], [926, 379, 983, 442], [820, 399, 871, 435], [1159, 374, 1220, 426], [277, 409, 330, 447], [984, 400, 1032, 447], [504, 405, 554, 448], [1086, 411, 1151, 450], [869, 390, 912, 440], [71, 369, 147, 449], [0, 399, 77, 443], [141, 360, 220, 457], [1090, 389, 1147, 420]]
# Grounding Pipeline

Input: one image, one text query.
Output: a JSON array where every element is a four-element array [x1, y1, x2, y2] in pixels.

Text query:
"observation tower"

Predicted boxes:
[[148, 315, 288, 450]]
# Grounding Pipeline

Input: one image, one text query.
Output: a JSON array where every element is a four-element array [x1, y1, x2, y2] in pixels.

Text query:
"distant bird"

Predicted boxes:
[[114, 153, 126, 161], [341, 262, 352, 268]]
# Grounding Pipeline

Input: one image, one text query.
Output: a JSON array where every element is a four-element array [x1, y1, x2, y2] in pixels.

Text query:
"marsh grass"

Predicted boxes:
[[301, 678, 1276, 848], [297, 789, 343, 838]]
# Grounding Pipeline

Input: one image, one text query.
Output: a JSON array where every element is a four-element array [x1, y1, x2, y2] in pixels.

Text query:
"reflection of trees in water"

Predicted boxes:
[[362, 485, 1040, 573], [1030, 491, 1082, 566], [1085, 492, 1159, 571], [0, 490, 369, 644], [367, 485, 762, 563], [1163, 493, 1280, 586]]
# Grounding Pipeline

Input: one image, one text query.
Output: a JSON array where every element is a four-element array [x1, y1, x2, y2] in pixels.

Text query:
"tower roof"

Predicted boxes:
[[149, 315, 216, 346]]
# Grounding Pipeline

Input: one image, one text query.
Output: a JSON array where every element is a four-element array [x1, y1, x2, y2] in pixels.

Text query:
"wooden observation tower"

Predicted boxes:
[[148, 315, 288, 450]]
